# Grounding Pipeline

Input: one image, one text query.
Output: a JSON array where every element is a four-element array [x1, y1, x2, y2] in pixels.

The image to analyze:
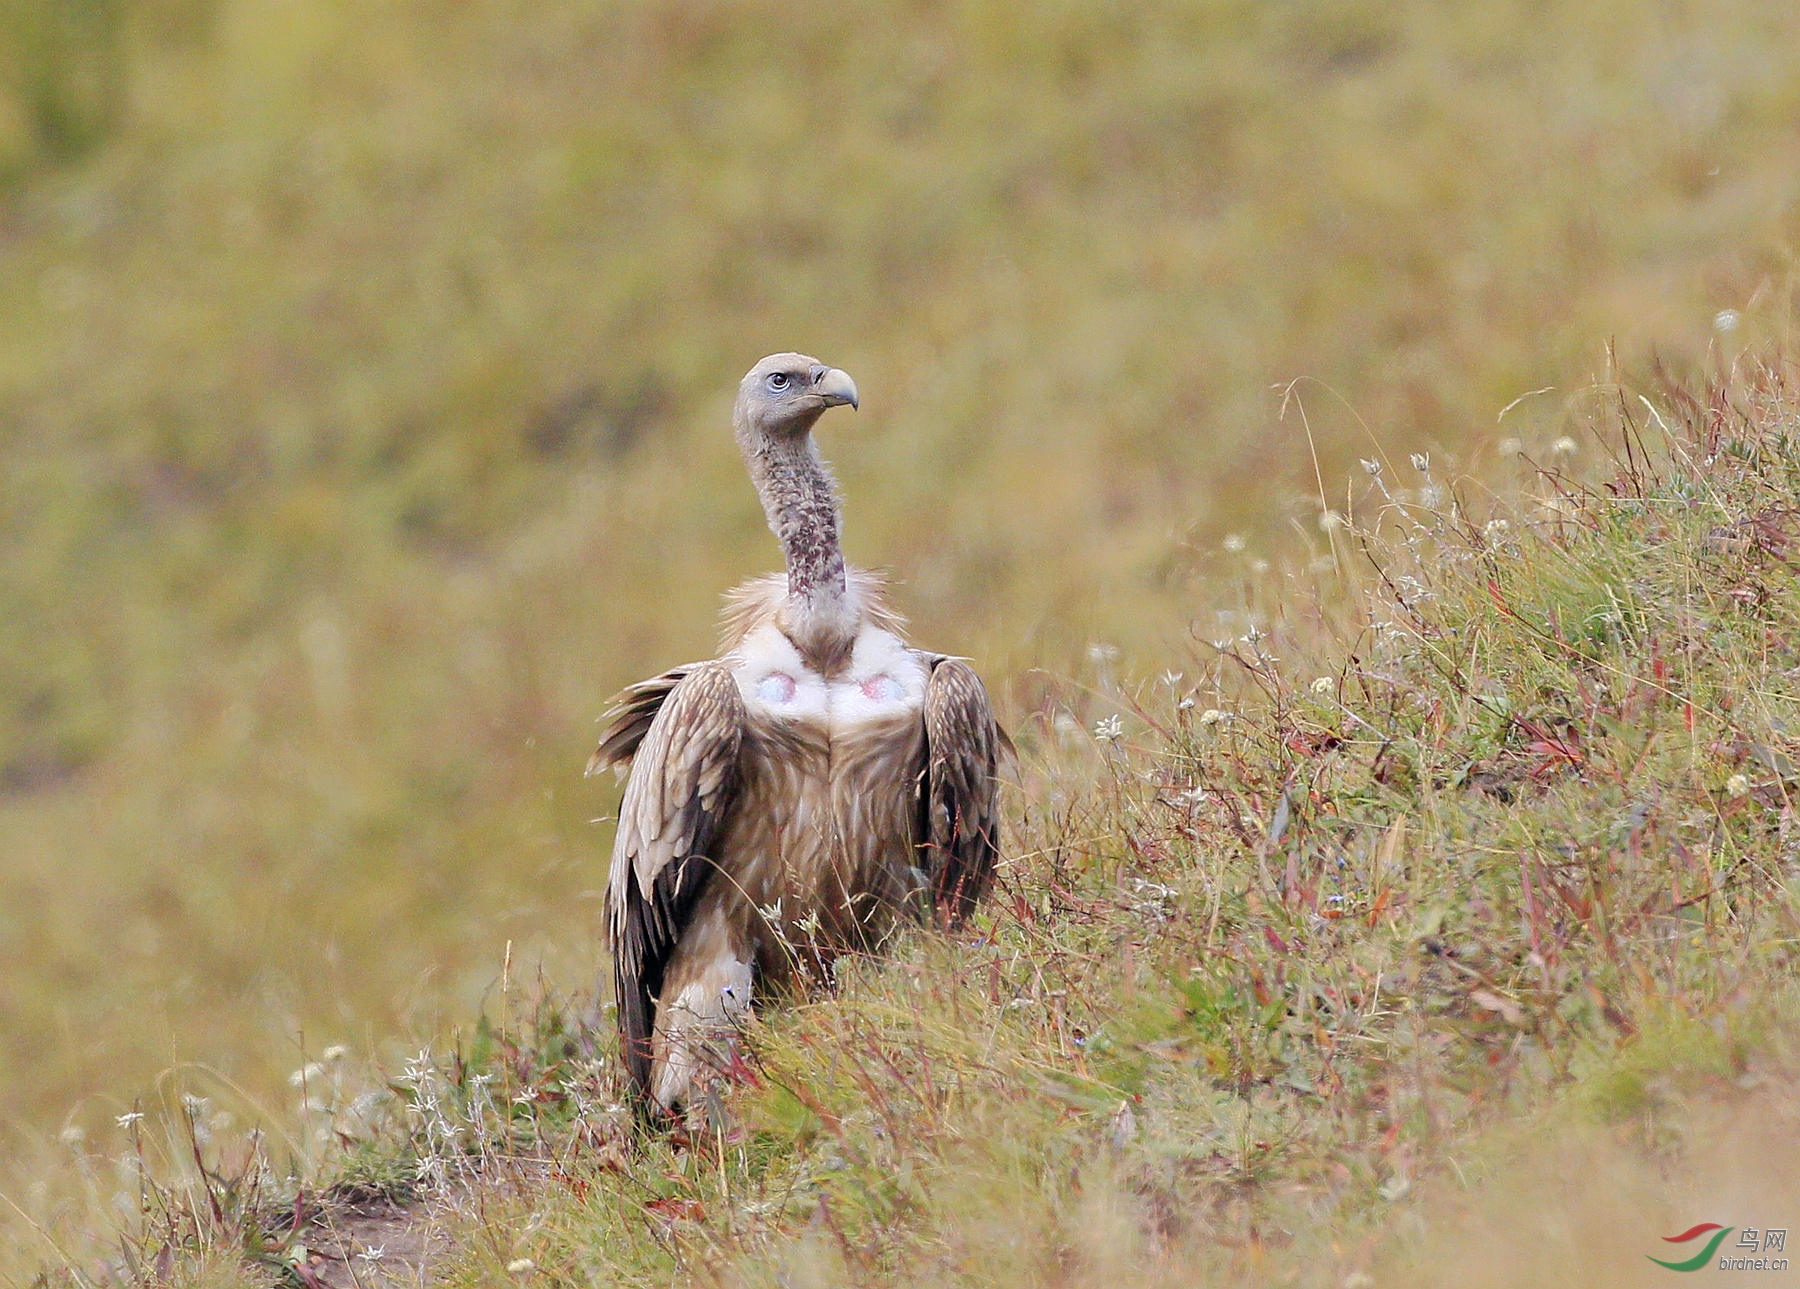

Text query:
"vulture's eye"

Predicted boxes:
[[766, 372, 791, 392]]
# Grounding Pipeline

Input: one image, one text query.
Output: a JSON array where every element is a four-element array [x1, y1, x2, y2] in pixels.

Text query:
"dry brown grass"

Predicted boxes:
[[18, 331, 1798, 1288]]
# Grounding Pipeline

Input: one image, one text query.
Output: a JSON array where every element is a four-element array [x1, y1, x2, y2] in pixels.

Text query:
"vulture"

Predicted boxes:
[[588, 353, 1008, 1116]]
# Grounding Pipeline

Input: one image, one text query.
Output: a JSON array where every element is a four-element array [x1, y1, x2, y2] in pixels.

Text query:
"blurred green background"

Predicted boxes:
[[1, 0, 1797, 1175]]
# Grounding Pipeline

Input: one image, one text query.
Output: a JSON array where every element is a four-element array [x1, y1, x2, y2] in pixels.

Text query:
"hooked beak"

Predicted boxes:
[[810, 365, 860, 410]]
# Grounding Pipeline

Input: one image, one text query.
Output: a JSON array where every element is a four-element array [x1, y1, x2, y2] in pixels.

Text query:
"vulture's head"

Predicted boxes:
[[734, 352, 859, 441]]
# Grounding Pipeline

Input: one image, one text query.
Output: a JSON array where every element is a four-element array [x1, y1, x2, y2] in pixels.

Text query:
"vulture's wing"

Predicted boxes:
[[604, 661, 746, 1103], [917, 657, 1010, 927], [586, 665, 703, 777]]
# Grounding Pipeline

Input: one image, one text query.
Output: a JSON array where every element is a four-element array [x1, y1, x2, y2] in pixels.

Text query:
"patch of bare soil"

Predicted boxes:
[[293, 1195, 453, 1289]]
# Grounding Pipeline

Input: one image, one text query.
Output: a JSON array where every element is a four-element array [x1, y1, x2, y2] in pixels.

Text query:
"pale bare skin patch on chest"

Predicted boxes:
[[756, 672, 798, 705], [859, 673, 905, 703]]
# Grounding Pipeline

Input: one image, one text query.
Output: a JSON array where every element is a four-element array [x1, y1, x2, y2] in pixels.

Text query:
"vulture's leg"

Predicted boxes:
[[650, 894, 755, 1112]]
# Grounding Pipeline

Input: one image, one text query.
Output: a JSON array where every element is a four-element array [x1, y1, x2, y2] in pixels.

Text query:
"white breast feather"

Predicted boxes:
[[733, 624, 830, 723], [831, 628, 927, 729], [731, 623, 926, 732]]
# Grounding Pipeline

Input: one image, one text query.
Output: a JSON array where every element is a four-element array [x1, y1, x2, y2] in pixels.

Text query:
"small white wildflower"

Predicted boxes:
[[1483, 519, 1510, 537], [506, 1258, 536, 1275], [180, 1095, 210, 1134], [1093, 714, 1124, 743], [1726, 773, 1751, 799], [1318, 510, 1346, 532], [1551, 436, 1578, 457], [1310, 676, 1336, 696], [1241, 625, 1265, 645], [356, 1246, 387, 1264], [1359, 457, 1382, 476], [1714, 309, 1741, 333], [1410, 452, 1431, 472], [115, 1112, 144, 1130], [289, 1063, 324, 1088], [322, 1044, 349, 1062], [1497, 436, 1523, 457], [1109, 1099, 1139, 1150], [1198, 709, 1228, 726], [1177, 696, 1195, 710], [1158, 669, 1183, 689], [1222, 533, 1246, 553]]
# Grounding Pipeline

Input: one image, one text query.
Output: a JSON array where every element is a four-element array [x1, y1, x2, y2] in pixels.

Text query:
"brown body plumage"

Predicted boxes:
[[589, 355, 1007, 1115]]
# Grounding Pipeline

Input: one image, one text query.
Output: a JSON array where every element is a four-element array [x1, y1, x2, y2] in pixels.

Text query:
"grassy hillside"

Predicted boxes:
[[4, 0, 1800, 1266], [21, 315, 1800, 1287]]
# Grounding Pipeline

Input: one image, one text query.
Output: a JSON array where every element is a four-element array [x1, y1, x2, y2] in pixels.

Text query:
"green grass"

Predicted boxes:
[[21, 318, 1800, 1288], [6, 0, 1800, 1276], [452, 339, 1800, 1285]]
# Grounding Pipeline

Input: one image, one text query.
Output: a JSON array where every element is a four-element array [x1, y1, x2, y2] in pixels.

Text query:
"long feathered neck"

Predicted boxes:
[[735, 420, 858, 668]]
